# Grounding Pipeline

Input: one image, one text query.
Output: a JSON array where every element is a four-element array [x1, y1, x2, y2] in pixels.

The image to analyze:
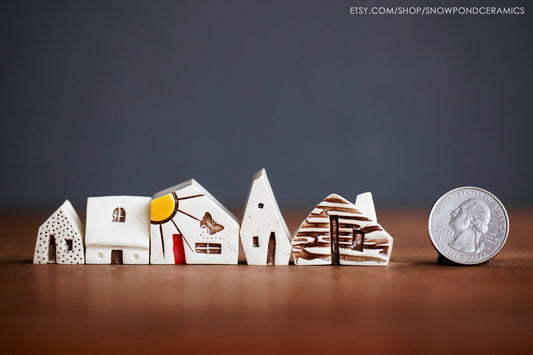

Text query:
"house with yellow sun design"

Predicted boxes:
[[150, 179, 240, 264]]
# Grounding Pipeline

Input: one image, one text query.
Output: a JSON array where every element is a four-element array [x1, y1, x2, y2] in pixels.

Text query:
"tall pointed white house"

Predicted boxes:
[[33, 200, 85, 264], [150, 179, 240, 264], [240, 169, 292, 265]]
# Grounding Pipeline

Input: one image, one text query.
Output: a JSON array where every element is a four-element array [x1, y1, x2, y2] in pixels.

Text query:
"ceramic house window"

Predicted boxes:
[[352, 230, 365, 252], [112, 207, 126, 223], [65, 239, 73, 251], [195, 243, 222, 254]]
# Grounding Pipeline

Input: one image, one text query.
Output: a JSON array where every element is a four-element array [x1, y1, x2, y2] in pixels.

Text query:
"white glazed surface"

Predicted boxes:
[[150, 180, 240, 265], [33, 200, 85, 264], [85, 196, 150, 264], [240, 169, 291, 265], [150, 222, 175, 264], [85, 245, 149, 264], [355, 192, 377, 222]]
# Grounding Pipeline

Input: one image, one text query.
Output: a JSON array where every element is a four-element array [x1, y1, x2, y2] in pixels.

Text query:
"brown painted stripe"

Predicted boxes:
[[339, 244, 389, 251], [361, 225, 383, 233], [338, 245, 389, 253], [295, 251, 331, 262], [296, 233, 362, 240], [328, 213, 371, 221], [305, 220, 364, 227], [292, 239, 330, 247], [296, 231, 329, 238], [295, 244, 389, 255], [339, 254, 387, 263], [177, 193, 204, 201], [338, 223, 362, 229], [303, 242, 330, 248], [317, 206, 367, 215], [295, 257, 329, 262], [301, 223, 332, 229], [323, 195, 349, 204], [298, 229, 370, 238]]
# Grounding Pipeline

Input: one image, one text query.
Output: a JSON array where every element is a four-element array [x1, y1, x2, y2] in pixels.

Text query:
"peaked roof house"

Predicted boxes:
[[291, 193, 393, 266], [150, 179, 240, 264], [240, 169, 291, 265], [85, 196, 151, 264], [33, 200, 85, 264]]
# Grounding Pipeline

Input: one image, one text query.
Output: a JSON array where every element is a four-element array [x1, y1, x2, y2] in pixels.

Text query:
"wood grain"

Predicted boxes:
[[0, 208, 532, 354]]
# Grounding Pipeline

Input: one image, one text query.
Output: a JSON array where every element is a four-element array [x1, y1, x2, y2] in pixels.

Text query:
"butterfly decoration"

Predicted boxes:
[[200, 212, 224, 235]]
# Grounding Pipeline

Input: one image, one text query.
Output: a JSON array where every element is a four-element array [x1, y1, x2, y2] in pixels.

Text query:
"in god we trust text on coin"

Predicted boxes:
[[428, 187, 509, 265]]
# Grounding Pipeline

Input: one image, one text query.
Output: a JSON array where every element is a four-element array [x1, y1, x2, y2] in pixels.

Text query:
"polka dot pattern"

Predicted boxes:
[[33, 209, 85, 264]]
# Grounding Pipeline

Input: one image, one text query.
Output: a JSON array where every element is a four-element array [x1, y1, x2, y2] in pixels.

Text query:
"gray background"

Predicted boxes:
[[1, 1, 532, 210]]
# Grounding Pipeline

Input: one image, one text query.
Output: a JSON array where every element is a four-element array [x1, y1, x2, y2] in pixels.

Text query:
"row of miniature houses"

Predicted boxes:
[[34, 169, 394, 266]]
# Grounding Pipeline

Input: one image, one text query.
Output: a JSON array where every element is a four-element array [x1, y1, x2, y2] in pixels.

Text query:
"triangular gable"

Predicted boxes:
[[150, 179, 240, 264], [60, 200, 84, 241], [243, 169, 290, 237], [153, 179, 238, 223], [34, 200, 85, 264]]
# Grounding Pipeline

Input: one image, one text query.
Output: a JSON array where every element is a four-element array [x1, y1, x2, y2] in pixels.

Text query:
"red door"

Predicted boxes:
[[172, 234, 186, 264]]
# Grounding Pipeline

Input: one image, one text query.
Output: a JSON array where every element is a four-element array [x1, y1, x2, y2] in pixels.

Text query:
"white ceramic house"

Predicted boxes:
[[33, 200, 85, 264], [291, 193, 393, 266], [240, 169, 291, 265], [85, 196, 151, 264], [150, 179, 240, 264]]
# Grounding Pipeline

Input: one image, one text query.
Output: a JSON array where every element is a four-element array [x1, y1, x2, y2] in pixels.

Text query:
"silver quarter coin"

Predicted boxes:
[[428, 187, 509, 265]]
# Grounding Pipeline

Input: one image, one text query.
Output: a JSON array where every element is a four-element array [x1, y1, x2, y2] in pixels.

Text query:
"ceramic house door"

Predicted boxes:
[[48, 235, 57, 263], [330, 215, 340, 265], [266, 232, 276, 265], [172, 234, 186, 264], [111, 250, 123, 264]]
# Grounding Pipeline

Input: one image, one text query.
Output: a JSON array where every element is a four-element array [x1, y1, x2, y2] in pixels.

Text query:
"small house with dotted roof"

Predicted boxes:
[[33, 200, 85, 264], [85, 196, 151, 264], [150, 179, 240, 264]]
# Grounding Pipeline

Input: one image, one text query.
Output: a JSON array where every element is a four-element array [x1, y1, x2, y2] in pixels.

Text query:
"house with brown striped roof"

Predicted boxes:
[[291, 193, 393, 266]]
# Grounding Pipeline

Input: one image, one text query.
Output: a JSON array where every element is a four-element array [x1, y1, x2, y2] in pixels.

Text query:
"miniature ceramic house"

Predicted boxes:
[[85, 196, 151, 264], [150, 179, 240, 264], [33, 200, 85, 264], [291, 193, 393, 266], [240, 169, 291, 265]]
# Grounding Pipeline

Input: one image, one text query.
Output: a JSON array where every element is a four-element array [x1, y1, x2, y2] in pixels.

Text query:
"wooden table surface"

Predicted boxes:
[[1, 208, 532, 354]]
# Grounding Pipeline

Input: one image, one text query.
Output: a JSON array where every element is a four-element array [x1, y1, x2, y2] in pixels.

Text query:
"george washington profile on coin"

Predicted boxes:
[[448, 198, 491, 253], [429, 187, 508, 265]]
